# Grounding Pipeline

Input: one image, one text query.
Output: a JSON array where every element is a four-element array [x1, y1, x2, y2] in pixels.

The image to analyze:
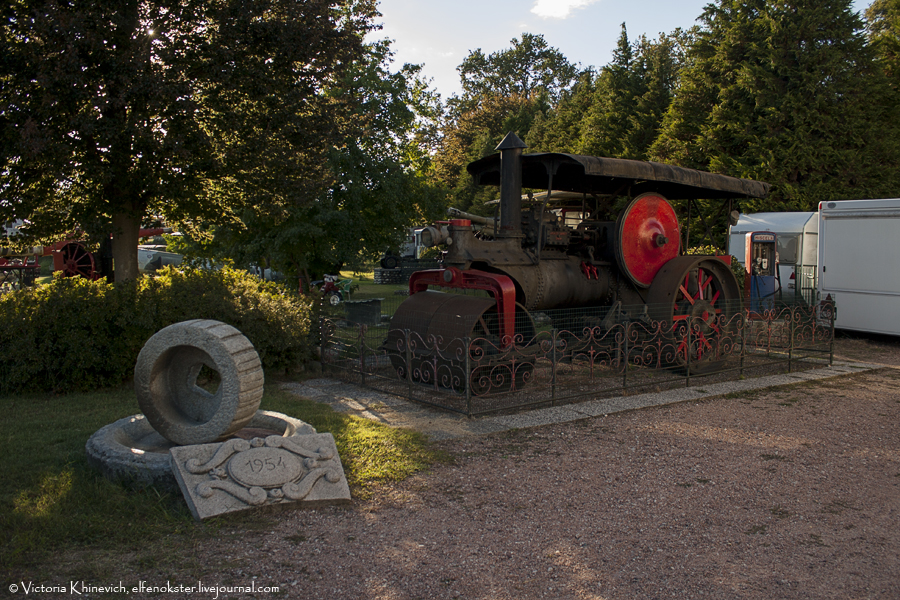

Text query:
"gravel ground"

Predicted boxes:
[[105, 333, 899, 600], [34, 333, 900, 600]]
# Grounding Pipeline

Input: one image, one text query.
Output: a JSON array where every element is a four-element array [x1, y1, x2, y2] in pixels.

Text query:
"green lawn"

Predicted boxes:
[[0, 381, 448, 573], [340, 269, 407, 298]]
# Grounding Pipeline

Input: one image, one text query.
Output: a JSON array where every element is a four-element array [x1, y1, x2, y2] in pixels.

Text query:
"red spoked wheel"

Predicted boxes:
[[647, 256, 741, 373], [57, 242, 97, 279]]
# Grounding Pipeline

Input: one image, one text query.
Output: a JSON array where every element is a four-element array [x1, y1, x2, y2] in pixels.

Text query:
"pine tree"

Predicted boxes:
[[622, 31, 690, 160], [550, 25, 687, 160], [866, 0, 900, 85], [580, 24, 640, 157], [652, 0, 900, 211], [526, 71, 596, 153]]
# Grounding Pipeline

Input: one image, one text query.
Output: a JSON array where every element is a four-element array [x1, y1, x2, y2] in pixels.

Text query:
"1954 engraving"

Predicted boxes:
[[170, 433, 350, 520]]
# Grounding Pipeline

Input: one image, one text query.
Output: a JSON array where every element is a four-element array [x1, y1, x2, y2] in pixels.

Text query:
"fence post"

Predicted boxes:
[[788, 306, 796, 373], [829, 301, 836, 366], [622, 322, 629, 392], [465, 336, 472, 417], [685, 319, 692, 388], [550, 328, 558, 405], [404, 328, 413, 399], [319, 315, 328, 368], [358, 323, 366, 386]]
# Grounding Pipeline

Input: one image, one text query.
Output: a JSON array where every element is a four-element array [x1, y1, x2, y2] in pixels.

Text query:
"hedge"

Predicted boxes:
[[0, 266, 313, 394]]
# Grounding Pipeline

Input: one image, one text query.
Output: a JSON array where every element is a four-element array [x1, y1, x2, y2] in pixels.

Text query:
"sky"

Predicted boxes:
[[370, 0, 876, 100]]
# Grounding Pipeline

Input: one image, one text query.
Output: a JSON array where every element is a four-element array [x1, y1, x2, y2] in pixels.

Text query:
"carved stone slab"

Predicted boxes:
[[169, 433, 350, 520]]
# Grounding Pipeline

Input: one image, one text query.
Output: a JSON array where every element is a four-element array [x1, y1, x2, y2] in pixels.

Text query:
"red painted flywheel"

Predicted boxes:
[[615, 192, 680, 288]]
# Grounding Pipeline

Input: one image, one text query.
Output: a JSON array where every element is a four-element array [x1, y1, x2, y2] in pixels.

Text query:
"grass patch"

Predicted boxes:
[[0, 382, 448, 572], [338, 269, 408, 314], [0, 386, 195, 572], [261, 386, 451, 494]]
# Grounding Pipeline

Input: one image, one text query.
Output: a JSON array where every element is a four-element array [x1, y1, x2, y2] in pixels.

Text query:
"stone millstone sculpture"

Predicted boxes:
[[134, 319, 264, 445], [86, 319, 351, 518]]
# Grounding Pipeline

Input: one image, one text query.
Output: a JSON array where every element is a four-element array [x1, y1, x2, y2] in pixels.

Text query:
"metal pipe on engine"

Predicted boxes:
[[447, 207, 497, 226], [496, 132, 527, 238]]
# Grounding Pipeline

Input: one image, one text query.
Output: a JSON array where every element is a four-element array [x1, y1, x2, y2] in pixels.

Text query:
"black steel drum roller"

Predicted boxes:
[[386, 291, 536, 395]]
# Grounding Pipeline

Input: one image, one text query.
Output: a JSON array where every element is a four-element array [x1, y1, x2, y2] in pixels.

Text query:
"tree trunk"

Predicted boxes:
[[111, 211, 142, 282]]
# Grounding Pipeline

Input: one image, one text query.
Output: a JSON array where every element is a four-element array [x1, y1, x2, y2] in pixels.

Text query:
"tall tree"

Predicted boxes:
[[622, 30, 691, 160], [175, 39, 446, 281], [580, 24, 641, 158], [526, 70, 597, 153], [652, 0, 900, 211], [434, 94, 543, 213], [451, 33, 578, 116], [1, 0, 374, 281], [434, 33, 578, 214], [866, 0, 900, 84], [527, 26, 688, 161]]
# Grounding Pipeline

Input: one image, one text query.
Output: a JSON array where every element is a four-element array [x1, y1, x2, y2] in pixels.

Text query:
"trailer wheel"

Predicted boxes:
[[134, 319, 264, 445], [57, 241, 97, 279], [647, 256, 742, 374]]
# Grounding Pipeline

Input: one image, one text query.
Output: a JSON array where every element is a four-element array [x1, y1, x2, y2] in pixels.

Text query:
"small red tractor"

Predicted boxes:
[[0, 227, 173, 284]]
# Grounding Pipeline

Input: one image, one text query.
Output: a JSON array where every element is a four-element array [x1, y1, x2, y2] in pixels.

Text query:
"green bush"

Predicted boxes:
[[0, 267, 313, 394], [686, 244, 747, 287]]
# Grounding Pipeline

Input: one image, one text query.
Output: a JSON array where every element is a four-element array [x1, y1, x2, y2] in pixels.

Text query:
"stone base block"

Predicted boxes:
[[170, 433, 350, 520]]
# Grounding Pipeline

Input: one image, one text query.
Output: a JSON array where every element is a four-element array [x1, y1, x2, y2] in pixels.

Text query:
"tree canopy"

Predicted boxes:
[[527, 25, 689, 161], [5, 0, 900, 280], [177, 39, 446, 282], [429, 0, 900, 250], [867, 0, 900, 84], [455, 33, 579, 110], [434, 33, 579, 214], [1, 0, 375, 280], [650, 0, 900, 211]]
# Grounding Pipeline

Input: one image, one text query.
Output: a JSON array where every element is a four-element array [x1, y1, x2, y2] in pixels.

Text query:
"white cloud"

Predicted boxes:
[[531, 0, 600, 19]]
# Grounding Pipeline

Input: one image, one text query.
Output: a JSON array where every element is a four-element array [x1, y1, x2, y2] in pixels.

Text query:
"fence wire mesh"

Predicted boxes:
[[319, 292, 835, 417]]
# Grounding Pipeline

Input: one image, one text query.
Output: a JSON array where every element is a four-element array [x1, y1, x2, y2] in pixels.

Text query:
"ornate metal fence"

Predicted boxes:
[[319, 296, 835, 417]]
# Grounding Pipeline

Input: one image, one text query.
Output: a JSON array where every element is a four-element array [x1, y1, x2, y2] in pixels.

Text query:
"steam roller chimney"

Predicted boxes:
[[496, 131, 527, 238]]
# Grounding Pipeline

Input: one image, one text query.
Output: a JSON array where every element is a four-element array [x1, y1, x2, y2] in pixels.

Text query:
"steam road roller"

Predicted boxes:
[[386, 132, 769, 393]]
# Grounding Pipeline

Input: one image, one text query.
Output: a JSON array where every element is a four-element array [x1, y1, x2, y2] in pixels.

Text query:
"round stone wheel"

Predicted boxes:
[[134, 319, 264, 445]]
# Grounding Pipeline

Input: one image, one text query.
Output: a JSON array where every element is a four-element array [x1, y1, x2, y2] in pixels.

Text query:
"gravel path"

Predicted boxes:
[[72, 333, 900, 599], [170, 359, 900, 599]]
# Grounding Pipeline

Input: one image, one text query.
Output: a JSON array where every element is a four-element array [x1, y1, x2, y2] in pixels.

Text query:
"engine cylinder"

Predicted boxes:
[[499, 258, 615, 311]]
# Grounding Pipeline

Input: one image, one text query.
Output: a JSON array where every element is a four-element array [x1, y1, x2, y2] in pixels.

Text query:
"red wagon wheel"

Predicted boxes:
[[58, 242, 97, 279], [647, 256, 741, 373]]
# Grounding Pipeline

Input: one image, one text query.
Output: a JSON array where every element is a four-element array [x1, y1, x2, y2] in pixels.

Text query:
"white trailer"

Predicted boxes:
[[728, 211, 818, 303], [818, 198, 900, 336]]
